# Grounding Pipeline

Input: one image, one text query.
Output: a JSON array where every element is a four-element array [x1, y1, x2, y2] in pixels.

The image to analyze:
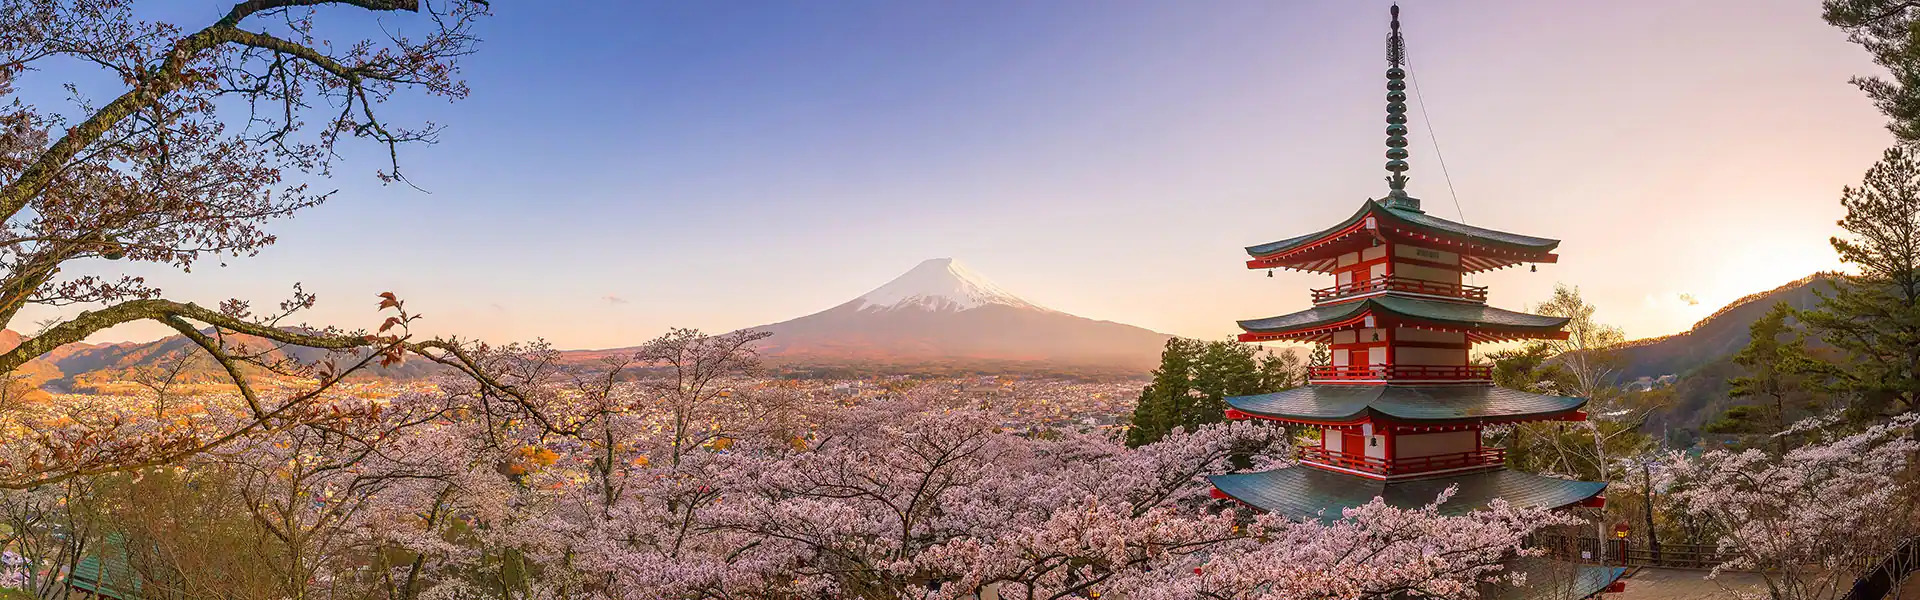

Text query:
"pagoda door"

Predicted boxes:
[[1348, 349, 1369, 376], [1340, 430, 1365, 463]]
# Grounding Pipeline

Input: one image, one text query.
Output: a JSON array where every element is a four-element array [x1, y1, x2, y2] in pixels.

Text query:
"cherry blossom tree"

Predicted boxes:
[[1665, 413, 1920, 600], [0, 329, 1587, 600], [430, 332, 1587, 600], [0, 0, 510, 489], [412, 335, 1573, 600]]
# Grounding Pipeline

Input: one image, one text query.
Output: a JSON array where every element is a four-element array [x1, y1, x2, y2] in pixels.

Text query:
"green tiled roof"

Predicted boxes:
[[1484, 559, 1626, 600], [67, 537, 139, 600], [1237, 295, 1568, 333], [1245, 200, 1560, 258], [1386, 205, 1559, 250], [1245, 204, 1372, 257], [1207, 466, 1606, 523], [1236, 301, 1369, 333], [1228, 384, 1586, 423]]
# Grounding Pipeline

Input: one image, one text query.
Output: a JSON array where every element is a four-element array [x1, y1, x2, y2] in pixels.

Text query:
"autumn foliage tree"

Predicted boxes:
[[0, 0, 499, 488]]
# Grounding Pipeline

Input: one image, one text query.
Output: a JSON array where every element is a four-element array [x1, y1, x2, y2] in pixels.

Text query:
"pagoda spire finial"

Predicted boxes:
[[1383, 4, 1421, 212]]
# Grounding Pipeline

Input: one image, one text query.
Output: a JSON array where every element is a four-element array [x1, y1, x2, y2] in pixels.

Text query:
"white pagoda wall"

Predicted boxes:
[[1395, 347, 1466, 365], [1390, 244, 1463, 285], [1363, 433, 1386, 459], [1393, 430, 1477, 458]]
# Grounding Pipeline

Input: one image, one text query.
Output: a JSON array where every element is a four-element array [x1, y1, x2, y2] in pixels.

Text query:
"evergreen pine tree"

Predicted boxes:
[[1486, 342, 1574, 394], [1800, 146, 1920, 420], [1826, 1, 1920, 143], [1708, 302, 1827, 452], [1127, 338, 1198, 447], [1257, 347, 1305, 392], [1126, 338, 1304, 447]]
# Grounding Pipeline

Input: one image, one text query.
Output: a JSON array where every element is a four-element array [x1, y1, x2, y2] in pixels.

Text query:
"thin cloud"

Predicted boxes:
[[603, 295, 629, 305]]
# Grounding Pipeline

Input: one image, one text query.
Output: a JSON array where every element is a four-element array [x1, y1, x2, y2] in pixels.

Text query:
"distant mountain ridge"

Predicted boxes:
[[1614, 273, 1834, 382], [11, 259, 1175, 388], [1, 327, 442, 394], [1610, 273, 1836, 435], [4, 267, 1841, 393]]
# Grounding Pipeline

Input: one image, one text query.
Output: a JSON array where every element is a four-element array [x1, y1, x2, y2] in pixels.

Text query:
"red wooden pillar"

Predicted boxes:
[[1380, 239, 1395, 281], [1381, 425, 1396, 472], [1383, 323, 1396, 379]]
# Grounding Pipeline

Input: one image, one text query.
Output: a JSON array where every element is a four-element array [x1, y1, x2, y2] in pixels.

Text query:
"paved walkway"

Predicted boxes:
[[1609, 567, 1920, 599], [1610, 568, 1768, 600]]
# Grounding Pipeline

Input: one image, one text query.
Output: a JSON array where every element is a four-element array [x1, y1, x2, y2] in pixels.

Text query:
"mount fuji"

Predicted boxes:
[[744, 258, 1171, 373]]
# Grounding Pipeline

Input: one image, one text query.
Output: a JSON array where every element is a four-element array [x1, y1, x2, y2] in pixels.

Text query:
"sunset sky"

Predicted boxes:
[[32, 0, 1888, 348]]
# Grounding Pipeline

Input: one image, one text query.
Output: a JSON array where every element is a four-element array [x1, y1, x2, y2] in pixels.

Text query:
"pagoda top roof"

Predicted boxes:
[[1227, 384, 1586, 425], [1245, 200, 1560, 272], [1207, 465, 1605, 523], [1237, 295, 1568, 342]]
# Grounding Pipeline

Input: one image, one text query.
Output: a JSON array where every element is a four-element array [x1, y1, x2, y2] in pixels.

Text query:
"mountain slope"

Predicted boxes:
[[2, 328, 444, 394], [1611, 273, 1835, 435], [1614, 273, 1834, 382], [19, 259, 1172, 386], [745, 258, 1171, 374]]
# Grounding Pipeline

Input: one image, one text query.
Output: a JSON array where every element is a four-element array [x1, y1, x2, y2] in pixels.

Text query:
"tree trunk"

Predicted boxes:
[[1643, 461, 1661, 561]]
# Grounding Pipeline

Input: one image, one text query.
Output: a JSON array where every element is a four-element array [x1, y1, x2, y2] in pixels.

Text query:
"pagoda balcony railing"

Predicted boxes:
[[1311, 276, 1488, 304], [1309, 364, 1492, 382], [1298, 446, 1506, 476]]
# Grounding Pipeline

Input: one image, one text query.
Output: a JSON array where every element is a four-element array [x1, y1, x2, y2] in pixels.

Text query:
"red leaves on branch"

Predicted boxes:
[[370, 292, 411, 366], [379, 346, 405, 368]]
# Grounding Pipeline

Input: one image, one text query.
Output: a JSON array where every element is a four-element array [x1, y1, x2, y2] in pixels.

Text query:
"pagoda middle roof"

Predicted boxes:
[[1237, 295, 1569, 336], [1246, 200, 1560, 259], [1484, 559, 1627, 600], [1228, 384, 1587, 424], [1207, 465, 1606, 523]]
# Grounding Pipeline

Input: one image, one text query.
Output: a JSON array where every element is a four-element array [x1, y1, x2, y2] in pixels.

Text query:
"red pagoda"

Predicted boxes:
[[1205, 6, 1626, 598]]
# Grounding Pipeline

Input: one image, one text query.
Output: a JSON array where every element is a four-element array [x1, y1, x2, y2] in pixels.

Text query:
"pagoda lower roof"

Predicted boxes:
[[1227, 384, 1587, 425], [1245, 200, 1560, 273], [1237, 295, 1569, 342], [1207, 465, 1606, 523], [1484, 559, 1627, 600]]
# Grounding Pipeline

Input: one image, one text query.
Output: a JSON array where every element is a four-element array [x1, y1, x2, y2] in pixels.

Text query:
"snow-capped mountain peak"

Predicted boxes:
[[730, 257, 1171, 371], [851, 258, 1046, 312]]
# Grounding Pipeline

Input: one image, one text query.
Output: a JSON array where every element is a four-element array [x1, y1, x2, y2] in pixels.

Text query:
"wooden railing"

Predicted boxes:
[[1298, 447, 1505, 476], [1310, 364, 1492, 382], [1312, 276, 1488, 304], [1529, 534, 1733, 570]]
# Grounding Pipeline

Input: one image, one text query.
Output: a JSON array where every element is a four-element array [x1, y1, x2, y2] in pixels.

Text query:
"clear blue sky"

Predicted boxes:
[[33, 0, 1891, 348]]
